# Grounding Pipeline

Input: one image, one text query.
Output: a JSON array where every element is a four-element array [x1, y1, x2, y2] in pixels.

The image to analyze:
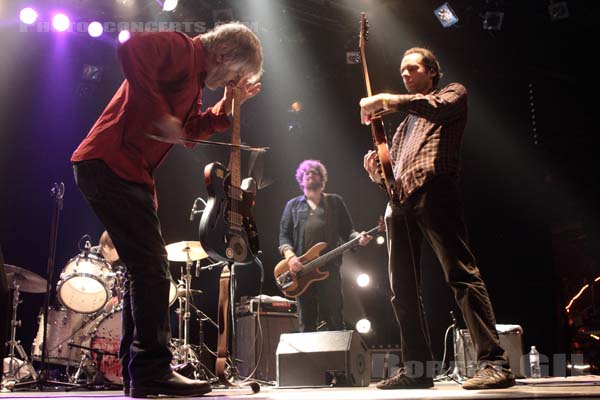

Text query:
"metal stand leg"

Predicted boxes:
[[1, 286, 37, 391], [169, 260, 218, 382]]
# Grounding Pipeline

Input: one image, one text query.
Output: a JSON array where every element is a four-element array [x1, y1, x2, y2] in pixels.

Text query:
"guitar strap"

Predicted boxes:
[[215, 264, 232, 386], [321, 194, 339, 266]]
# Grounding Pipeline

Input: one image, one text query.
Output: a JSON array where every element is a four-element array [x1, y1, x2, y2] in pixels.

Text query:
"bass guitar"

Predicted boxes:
[[199, 88, 260, 265], [359, 12, 399, 205], [274, 220, 384, 298]]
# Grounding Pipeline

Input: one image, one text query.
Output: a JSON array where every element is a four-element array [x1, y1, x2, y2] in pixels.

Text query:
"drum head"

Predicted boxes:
[[86, 308, 123, 384], [58, 274, 109, 314]]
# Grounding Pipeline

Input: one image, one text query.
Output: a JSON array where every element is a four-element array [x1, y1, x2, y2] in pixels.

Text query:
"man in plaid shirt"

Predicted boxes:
[[361, 47, 515, 390]]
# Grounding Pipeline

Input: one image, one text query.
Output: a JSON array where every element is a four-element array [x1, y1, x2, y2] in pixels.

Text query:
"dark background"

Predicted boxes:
[[0, 0, 598, 374]]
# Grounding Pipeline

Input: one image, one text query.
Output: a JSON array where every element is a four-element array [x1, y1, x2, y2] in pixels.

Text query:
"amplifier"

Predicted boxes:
[[456, 324, 525, 378], [235, 295, 297, 317], [235, 313, 298, 382]]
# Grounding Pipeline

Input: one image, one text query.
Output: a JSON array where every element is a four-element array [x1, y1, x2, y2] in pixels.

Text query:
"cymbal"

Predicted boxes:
[[165, 241, 208, 262], [4, 264, 47, 293]]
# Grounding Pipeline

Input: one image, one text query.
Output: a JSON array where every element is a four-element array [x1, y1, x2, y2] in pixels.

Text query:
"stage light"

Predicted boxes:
[[19, 7, 38, 25], [163, 0, 178, 12], [88, 21, 103, 38], [355, 318, 371, 334], [81, 64, 103, 82], [118, 30, 131, 43], [376, 235, 385, 246], [52, 13, 70, 32], [482, 11, 504, 31], [356, 273, 370, 288], [434, 2, 459, 28], [548, 1, 569, 21], [289, 101, 302, 113]]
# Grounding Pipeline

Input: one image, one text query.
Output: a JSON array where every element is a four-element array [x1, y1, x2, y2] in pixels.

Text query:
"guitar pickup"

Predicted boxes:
[[276, 271, 294, 289]]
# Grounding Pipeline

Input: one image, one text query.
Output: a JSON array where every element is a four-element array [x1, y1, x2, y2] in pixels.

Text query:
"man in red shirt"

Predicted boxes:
[[72, 22, 262, 398]]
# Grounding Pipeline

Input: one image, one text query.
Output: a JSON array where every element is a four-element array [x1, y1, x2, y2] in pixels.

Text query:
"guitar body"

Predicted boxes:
[[274, 242, 330, 298], [370, 116, 398, 203], [199, 162, 259, 265]]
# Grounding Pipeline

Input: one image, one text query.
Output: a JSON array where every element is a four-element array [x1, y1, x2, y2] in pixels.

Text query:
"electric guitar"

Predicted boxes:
[[198, 88, 259, 265], [274, 220, 384, 298], [359, 12, 399, 205]]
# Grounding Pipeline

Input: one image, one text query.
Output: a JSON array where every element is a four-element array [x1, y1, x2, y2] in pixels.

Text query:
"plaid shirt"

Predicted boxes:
[[389, 82, 468, 204]]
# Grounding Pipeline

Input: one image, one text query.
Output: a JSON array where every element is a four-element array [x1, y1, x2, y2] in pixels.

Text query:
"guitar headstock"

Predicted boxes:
[[359, 12, 369, 50]]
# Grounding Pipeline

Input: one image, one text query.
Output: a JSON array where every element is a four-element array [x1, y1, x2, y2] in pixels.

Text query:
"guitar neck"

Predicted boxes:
[[229, 88, 241, 189], [303, 225, 380, 271], [359, 12, 373, 97]]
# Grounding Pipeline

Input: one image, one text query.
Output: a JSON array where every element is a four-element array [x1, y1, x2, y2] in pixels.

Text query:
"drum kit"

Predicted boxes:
[[2, 239, 219, 390]]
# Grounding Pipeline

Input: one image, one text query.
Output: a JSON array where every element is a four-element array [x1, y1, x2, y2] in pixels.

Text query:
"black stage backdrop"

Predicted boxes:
[[0, 0, 597, 374]]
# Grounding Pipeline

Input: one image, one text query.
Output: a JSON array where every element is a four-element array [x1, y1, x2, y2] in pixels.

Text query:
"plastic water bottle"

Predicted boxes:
[[529, 345, 541, 378]]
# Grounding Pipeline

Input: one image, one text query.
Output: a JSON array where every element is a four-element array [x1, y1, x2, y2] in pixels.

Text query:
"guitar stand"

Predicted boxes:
[[64, 343, 123, 391]]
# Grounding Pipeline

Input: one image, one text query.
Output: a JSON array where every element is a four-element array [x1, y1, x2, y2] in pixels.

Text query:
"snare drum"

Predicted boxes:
[[57, 253, 115, 314]]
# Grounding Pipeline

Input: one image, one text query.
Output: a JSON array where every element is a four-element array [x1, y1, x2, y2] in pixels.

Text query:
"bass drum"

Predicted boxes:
[[57, 253, 115, 314], [81, 308, 123, 384], [31, 307, 92, 366]]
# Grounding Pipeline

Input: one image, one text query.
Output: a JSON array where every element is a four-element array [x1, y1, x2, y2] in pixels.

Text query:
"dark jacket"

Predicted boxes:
[[278, 193, 358, 268]]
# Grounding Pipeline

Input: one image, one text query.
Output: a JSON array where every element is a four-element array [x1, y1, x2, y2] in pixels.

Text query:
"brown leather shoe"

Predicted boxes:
[[462, 365, 516, 390], [376, 369, 434, 390], [130, 371, 211, 398]]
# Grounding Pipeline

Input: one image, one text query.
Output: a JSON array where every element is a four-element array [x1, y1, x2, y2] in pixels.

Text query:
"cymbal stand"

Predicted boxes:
[[171, 259, 212, 380], [1, 284, 37, 390]]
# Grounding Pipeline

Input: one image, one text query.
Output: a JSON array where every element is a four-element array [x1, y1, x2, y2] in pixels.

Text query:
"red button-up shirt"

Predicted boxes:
[[71, 32, 230, 199]]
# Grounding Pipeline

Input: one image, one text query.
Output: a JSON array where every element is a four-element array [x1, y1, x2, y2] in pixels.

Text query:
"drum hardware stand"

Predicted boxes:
[[13, 183, 77, 391], [171, 260, 218, 382], [1, 284, 38, 391], [63, 343, 122, 391]]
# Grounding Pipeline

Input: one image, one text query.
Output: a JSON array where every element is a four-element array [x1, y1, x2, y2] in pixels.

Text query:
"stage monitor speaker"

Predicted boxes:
[[455, 324, 524, 378], [235, 313, 298, 382], [276, 330, 371, 387]]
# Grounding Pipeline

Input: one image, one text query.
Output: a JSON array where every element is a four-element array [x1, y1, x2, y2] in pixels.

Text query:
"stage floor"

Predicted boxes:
[[2, 377, 600, 400]]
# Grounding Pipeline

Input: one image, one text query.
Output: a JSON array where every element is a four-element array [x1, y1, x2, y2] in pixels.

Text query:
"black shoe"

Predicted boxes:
[[462, 364, 516, 390], [376, 369, 434, 390], [130, 371, 211, 398], [123, 385, 129, 396]]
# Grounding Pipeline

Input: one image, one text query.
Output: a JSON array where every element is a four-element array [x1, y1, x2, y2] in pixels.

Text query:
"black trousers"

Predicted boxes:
[[385, 175, 507, 374], [296, 265, 344, 332], [73, 160, 172, 386]]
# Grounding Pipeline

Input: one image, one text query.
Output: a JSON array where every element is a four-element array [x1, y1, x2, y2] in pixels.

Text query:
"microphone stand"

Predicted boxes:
[[15, 183, 77, 390], [448, 311, 466, 383]]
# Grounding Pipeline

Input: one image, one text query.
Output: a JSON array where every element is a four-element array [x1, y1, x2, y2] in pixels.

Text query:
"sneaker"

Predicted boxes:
[[376, 369, 434, 390], [462, 364, 516, 390]]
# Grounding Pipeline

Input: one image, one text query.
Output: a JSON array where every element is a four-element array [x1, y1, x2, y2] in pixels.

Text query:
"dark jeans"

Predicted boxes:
[[73, 160, 172, 386], [385, 175, 507, 374], [297, 265, 344, 332]]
